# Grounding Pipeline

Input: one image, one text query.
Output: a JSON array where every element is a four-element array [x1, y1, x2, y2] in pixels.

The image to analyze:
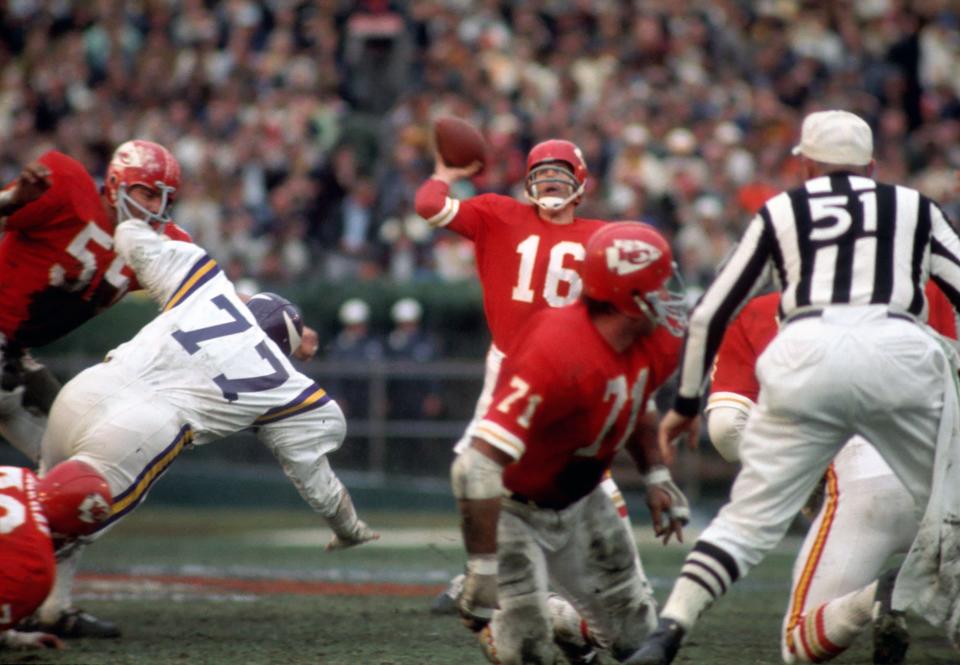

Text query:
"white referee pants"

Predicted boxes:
[[700, 305, 950, 576]]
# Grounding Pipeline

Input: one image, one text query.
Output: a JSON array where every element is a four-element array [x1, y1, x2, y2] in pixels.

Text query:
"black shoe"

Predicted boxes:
[[19, 608, 121, 639], [873, 568, 909, 665], [623, 618, 685, 665]]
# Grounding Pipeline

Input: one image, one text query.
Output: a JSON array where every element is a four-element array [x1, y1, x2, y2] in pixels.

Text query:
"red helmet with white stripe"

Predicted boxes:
[[583, 222, 688, 336], [524, 139, 588, 212], [36, 460, 112, 537], [105, 140, 180, 228]]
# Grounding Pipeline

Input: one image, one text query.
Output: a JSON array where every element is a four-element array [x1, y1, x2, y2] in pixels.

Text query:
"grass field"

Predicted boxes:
[[4, 505, 957, 665]]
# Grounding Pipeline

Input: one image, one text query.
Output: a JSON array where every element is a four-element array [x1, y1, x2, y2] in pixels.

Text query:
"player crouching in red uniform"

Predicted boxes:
[[1, 460, 111, 650], [452, 222, 690, 665]]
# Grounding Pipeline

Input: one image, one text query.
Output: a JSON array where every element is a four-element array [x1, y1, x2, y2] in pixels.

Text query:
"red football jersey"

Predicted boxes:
[[416, 180, 604, 349], [0, 466, 55, 630], [0, 150, 191, 348], [709, 283, 957, 402], [473, 302, 681, 508]]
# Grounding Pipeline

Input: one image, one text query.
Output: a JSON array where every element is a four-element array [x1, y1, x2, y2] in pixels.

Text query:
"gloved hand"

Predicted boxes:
[[644, 466, 690, 545], [325, 519, 379, 551], [458, 555, 498, 632], [324, 489, 379, 551]]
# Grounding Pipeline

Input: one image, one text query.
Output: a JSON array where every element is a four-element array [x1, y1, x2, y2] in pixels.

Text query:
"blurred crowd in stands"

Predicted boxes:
[[0, 0, 958, 300]]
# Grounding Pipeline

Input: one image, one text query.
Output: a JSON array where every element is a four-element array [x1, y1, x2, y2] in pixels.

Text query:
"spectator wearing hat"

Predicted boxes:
[[326, 298, 384, 419], [385, 298, 444, 422]]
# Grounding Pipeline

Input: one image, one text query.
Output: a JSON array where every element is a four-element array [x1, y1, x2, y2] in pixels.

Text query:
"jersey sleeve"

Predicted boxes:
[[255, 386, 346, 519], [114, 218, 208, 308], [924, 280, 957, 340], [706, 307, 762, 409], [472, 344, 572, 461], [414, 178, 507, 241]]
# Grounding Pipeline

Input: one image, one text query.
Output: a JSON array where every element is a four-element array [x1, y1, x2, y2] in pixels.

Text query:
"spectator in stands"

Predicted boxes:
[[326, 298, 384, 419], [385, 297, 443, 421]]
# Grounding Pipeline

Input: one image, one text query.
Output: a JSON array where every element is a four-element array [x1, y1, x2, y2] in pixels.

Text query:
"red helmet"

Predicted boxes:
[[104, 140, 181, 227], [524, 139, 588, 212], [583, 222, 688, 336], [37, 460, 113, 537]]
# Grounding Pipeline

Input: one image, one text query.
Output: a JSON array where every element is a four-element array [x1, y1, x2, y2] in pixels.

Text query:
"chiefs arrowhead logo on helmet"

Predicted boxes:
[[606, 239, 663, 275], [78, 493, 112, 525], [583, 222, 688, 336], [36, 460, 113, 537]]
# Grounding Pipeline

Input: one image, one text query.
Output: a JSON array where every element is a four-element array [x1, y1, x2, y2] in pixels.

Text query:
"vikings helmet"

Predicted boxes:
[[524, 139, 588, 212], [104, 139, 181, 228], [36, 460, 113, 537], [247, 292, 304, 357], [583, 222, 688, 336]]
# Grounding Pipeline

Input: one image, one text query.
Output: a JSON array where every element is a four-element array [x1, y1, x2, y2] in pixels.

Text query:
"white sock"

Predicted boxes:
[[660, 576, 716, 630], [661, 540, 740, 630], [37, 543, 85, 622]]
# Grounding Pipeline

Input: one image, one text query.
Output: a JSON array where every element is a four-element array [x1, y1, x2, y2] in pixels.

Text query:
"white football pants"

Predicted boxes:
[[701, 305, 950, 579]]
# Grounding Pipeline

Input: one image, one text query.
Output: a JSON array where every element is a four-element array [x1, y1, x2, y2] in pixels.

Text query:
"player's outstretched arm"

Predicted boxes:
[[324, 488, 379, 551]]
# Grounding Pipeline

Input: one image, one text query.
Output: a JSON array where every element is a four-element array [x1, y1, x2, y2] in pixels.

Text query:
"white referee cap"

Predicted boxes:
[[791, 110, 873, 166]]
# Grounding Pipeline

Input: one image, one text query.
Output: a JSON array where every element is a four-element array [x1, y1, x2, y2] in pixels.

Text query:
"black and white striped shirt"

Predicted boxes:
[[674, 172, 960, 416]]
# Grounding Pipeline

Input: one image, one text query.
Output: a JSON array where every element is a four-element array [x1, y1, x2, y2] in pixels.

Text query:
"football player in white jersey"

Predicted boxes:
[[25, 217, 377, 638]]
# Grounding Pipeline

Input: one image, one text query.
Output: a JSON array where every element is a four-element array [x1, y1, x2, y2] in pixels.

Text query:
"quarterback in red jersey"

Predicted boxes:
[[0, 140, 188, 465], [703, 285, 955, 665], [0, 460, 111, 650], [452, 223, 689, 664], [416, 138, 609, 453]]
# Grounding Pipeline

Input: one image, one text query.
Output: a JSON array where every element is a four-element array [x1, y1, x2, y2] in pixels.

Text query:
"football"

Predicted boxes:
[[433, 116, 487, 172]]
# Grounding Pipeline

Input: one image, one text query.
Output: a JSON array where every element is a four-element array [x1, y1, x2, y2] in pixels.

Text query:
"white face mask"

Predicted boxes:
[[116, 181, 176, 230]]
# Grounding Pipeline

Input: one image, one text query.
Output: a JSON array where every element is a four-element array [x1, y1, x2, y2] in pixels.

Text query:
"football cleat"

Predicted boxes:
[[430, 573, 465, 615], [872, 568, 909, 665], [547, 593, 598, 665], [19, 608, 121, 639], [622, 617, 684, 665]]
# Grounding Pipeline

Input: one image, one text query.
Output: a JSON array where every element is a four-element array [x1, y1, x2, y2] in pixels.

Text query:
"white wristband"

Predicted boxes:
[[467, 554, 498, 576], [643, 465, 672, 486]]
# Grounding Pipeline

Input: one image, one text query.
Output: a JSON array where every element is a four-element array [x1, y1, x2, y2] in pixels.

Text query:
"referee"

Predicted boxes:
[[627, 110, 960, 665]]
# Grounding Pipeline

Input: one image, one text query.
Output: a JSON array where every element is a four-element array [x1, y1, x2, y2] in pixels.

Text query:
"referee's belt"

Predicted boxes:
[[782, 307, 916, 326]]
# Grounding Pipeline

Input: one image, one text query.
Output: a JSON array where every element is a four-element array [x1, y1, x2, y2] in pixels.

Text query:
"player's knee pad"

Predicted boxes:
[[451, 446, 504, 500], [706, 404, 750, 462]]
